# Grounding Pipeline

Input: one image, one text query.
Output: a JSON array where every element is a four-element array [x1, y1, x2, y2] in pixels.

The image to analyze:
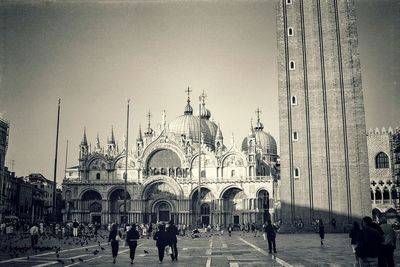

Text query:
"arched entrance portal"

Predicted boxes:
[[221, 187, 246, 228], [81, 190, 102, 224], [191, 188, 214, 227], [154, 201, 172, 222], [257, 189, 270, 224], [109, 188, 131, 224]]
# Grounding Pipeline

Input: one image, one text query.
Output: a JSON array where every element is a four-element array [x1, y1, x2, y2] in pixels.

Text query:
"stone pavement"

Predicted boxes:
[[0, 231, 399, 266]]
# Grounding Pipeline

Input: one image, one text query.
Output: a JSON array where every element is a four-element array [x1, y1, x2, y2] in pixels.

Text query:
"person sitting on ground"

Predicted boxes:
[[191, 227, 201, 238]]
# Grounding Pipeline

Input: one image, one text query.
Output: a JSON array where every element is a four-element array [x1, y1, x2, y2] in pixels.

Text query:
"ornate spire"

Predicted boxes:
[[137, 124, 143, 141], [184, 87, 193, 115], [107, 126, 116, 144], [96, 133, 101, 149], [161, 110, 167, 130], [81, 127, 88, 145], [199, 90, 211, 119], [216, 123, 223, 140], [145, 110, 153, 136], [248, 118, 255, 137], [254, 107, 264, 131]]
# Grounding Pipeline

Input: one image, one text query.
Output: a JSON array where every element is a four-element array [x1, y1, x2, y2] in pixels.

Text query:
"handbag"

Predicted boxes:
[[166, 246, 172, 255], [115, 234, 121, 241], [262, 233, 267, 240]]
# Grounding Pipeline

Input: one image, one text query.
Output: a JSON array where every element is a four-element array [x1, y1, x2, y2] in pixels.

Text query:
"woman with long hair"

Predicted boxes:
[[108, 223, 122, 264]]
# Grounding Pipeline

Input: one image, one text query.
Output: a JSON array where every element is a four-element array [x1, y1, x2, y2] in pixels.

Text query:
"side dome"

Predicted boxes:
[[255, 131, 277, 155], [168, 115, 214, 146], [205, 120, 218, 141]]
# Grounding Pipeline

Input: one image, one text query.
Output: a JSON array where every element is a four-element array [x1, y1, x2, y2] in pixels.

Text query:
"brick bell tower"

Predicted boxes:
[[276, 0, 371, 230]]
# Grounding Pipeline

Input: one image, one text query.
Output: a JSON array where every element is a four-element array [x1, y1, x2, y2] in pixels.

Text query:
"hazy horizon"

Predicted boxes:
[[0, 0, 398, 184]]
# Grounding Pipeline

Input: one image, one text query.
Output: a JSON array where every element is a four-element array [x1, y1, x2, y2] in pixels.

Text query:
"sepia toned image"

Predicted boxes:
[[0, 0, 399, 266]]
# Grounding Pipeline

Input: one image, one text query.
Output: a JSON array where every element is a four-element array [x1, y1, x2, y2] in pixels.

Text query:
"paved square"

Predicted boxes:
[[0, 231, 399, 266]]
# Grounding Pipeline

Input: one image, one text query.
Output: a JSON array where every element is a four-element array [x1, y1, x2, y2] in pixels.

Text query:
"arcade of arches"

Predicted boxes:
[[63, 181, 275, 226]]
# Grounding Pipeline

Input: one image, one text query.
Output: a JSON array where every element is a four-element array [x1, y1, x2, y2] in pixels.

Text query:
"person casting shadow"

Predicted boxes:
[[265, 220, 277, 253]]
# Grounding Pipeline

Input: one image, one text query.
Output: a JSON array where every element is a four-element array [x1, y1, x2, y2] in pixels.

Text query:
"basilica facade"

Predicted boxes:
[[62, 93, 280, 227]]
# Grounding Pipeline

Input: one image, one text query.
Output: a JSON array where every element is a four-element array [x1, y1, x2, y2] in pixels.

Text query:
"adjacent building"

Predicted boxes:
[[0, 118, 10, 220], [277, 0, 370, 229], [367, 127, 399, 223], [26, 173, 55, 218]]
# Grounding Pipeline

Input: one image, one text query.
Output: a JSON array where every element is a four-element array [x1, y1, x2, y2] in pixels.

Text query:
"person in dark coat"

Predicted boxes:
[[356, 216, 383, 267], [154, 224, 168, 264], [108, 223, 122, 264], [126, 223, 140, 264], [349, 221, 361, 263], [318, 219, 325, 245], [264, 220, 277, 253], [166, 221, 179, 261]]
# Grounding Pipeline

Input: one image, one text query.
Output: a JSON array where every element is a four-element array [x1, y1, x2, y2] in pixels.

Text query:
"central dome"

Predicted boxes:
[[169, 115, 214, 146]]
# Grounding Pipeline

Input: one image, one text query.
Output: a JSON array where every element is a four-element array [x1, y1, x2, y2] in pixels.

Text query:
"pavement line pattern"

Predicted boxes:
[[32, 261, 59, 267], [227, 255, 239, 267], [64, 255, 104, 267], [238, 237, 294, 267], [0, 242, 108, 263], [206, 236, 213, 267]]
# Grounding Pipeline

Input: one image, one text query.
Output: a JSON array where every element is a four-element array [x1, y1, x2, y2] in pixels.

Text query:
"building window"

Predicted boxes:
[[288, 27, 293, 36], [291, 95, 297, 105], [294, 168, 300, 179], [201, 170, 206, 178], [292, 131, 299, 141], [375, 152, 389, 169], [231, 170, 235, 177], [286, 0, 292, 5], [289, 60, 295, 70], [96, 173, 101, 180]]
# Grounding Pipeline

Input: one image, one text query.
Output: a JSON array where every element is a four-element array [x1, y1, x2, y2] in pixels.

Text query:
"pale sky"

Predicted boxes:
[[0, 1, 398, 185]]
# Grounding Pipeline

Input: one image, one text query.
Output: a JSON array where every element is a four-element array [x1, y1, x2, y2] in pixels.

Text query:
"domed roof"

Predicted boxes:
[[242, 131, 277, 155], [205, 119, 218, 140], [242, 111, 277, 155], [169, 115, 214, 146]]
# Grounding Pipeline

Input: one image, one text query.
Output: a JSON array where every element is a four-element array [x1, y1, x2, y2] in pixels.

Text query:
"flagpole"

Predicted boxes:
[[124, 99, 130, 225], [53, 99, 61, 219], [198, 96, 202, 227]]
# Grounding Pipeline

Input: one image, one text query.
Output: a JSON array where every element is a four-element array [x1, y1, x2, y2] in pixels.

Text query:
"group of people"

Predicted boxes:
[[349, 216, 396, 267], [108, 220, 179, 264]]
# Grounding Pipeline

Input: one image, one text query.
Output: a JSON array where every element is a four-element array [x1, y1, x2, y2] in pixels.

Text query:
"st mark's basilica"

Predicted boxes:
[[62, 91, 280, 227]]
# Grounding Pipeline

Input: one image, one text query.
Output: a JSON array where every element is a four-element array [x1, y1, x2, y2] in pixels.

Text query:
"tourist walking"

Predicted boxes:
[[30, 223, 39, 249], [264, 220, 277, 253], [379, 217, 396, 267], [126, 223, 140, 264], [154, 224, 168, 264], [72, 219, 79, 237], [228, 225, 232, 237], [356, 216, 383, 267], [108, 223, 122, 264], [349, 221, 361, 264], [166, 221, 179, 261], [318, 219, 325, 245]]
